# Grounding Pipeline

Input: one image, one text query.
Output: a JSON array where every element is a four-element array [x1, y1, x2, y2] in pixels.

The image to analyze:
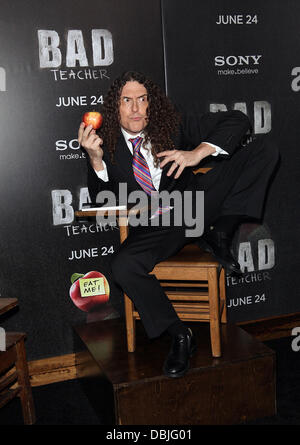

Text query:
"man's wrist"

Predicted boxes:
[[90, 156, 104, 172], [193, 142, 216, 162]]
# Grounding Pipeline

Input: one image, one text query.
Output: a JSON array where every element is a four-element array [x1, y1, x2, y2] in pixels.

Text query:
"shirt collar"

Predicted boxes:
[[121, 127, 144, 143]]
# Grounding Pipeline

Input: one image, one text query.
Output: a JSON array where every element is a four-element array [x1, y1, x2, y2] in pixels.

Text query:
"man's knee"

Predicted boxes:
[[250, 134, 280, 166]]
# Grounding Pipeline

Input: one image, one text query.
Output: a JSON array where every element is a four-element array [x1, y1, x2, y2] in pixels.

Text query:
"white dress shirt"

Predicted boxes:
[[95, 127, 228, 189]]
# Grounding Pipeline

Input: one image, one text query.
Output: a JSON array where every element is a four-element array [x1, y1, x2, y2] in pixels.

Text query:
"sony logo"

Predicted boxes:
[[215, 55, 262, 67]]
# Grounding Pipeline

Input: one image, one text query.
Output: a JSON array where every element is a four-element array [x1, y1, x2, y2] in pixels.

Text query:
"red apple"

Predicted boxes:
[[82, 111, 103, 130], [69, 270, 110, 312]]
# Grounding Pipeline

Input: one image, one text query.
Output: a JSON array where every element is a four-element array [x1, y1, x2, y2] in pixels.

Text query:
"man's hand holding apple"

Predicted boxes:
[[78, 121, 104, 172]]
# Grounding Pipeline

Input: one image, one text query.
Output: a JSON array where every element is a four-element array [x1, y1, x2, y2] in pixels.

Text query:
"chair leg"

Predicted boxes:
[[219, 267, 227, 323], [15, 338, 36, 425], [124, 294, 136, 352], [208, 267, 221, 358]]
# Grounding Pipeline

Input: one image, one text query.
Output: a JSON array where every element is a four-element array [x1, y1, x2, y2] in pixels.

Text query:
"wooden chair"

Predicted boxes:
[[124, 245, 226, 358], [123, 167, 227, 358], [75, 167, 227, 358], [0, 299, 36, 424]]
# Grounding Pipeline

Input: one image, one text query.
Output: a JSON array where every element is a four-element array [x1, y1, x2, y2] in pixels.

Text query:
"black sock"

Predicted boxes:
[[167, 320, 189, 337]]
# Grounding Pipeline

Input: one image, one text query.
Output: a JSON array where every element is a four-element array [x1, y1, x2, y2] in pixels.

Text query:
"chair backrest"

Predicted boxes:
[[193, 167, 212, 174]]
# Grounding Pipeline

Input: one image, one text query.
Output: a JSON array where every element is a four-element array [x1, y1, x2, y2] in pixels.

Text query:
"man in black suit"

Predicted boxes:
[[78, 71, 278, 378]]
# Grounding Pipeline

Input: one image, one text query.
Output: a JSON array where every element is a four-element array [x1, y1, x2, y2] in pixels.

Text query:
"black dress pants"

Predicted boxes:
[[111, 135, 279, 338]]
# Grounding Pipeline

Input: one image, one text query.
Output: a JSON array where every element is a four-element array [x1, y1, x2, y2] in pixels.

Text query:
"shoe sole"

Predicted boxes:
[[198, 239, 242, 274]]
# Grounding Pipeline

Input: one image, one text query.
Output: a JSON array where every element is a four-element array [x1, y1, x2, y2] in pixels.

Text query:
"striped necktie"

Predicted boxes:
[[130, 136, 156, 195], [130, 136, 170, 217]]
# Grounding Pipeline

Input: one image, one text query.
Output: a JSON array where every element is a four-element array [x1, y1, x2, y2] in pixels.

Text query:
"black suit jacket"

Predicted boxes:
[[87, 110, 251, 203]]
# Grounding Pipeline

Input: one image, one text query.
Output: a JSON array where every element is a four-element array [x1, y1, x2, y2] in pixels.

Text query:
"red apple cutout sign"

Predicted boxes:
[[82, 111, 103, 130], [69, 271, 110, 312]]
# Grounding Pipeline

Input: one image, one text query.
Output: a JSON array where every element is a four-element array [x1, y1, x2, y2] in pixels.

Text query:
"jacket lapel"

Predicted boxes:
[[158, 130, 183, 192], [158, 165, 172, 192]]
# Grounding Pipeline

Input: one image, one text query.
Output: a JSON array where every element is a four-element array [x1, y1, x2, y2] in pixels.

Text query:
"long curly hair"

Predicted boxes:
[[99, 71, 180, 166]]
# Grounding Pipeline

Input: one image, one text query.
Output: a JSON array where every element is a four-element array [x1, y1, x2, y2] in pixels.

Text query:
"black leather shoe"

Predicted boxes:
[[199, 229, 242, 274], [163, 328, 197, 378]]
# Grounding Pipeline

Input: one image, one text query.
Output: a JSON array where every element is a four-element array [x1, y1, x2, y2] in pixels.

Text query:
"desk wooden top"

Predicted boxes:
[[0, 298, 18, 316], [75, 209, 128, 218], [75, 205, 147, 218]]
